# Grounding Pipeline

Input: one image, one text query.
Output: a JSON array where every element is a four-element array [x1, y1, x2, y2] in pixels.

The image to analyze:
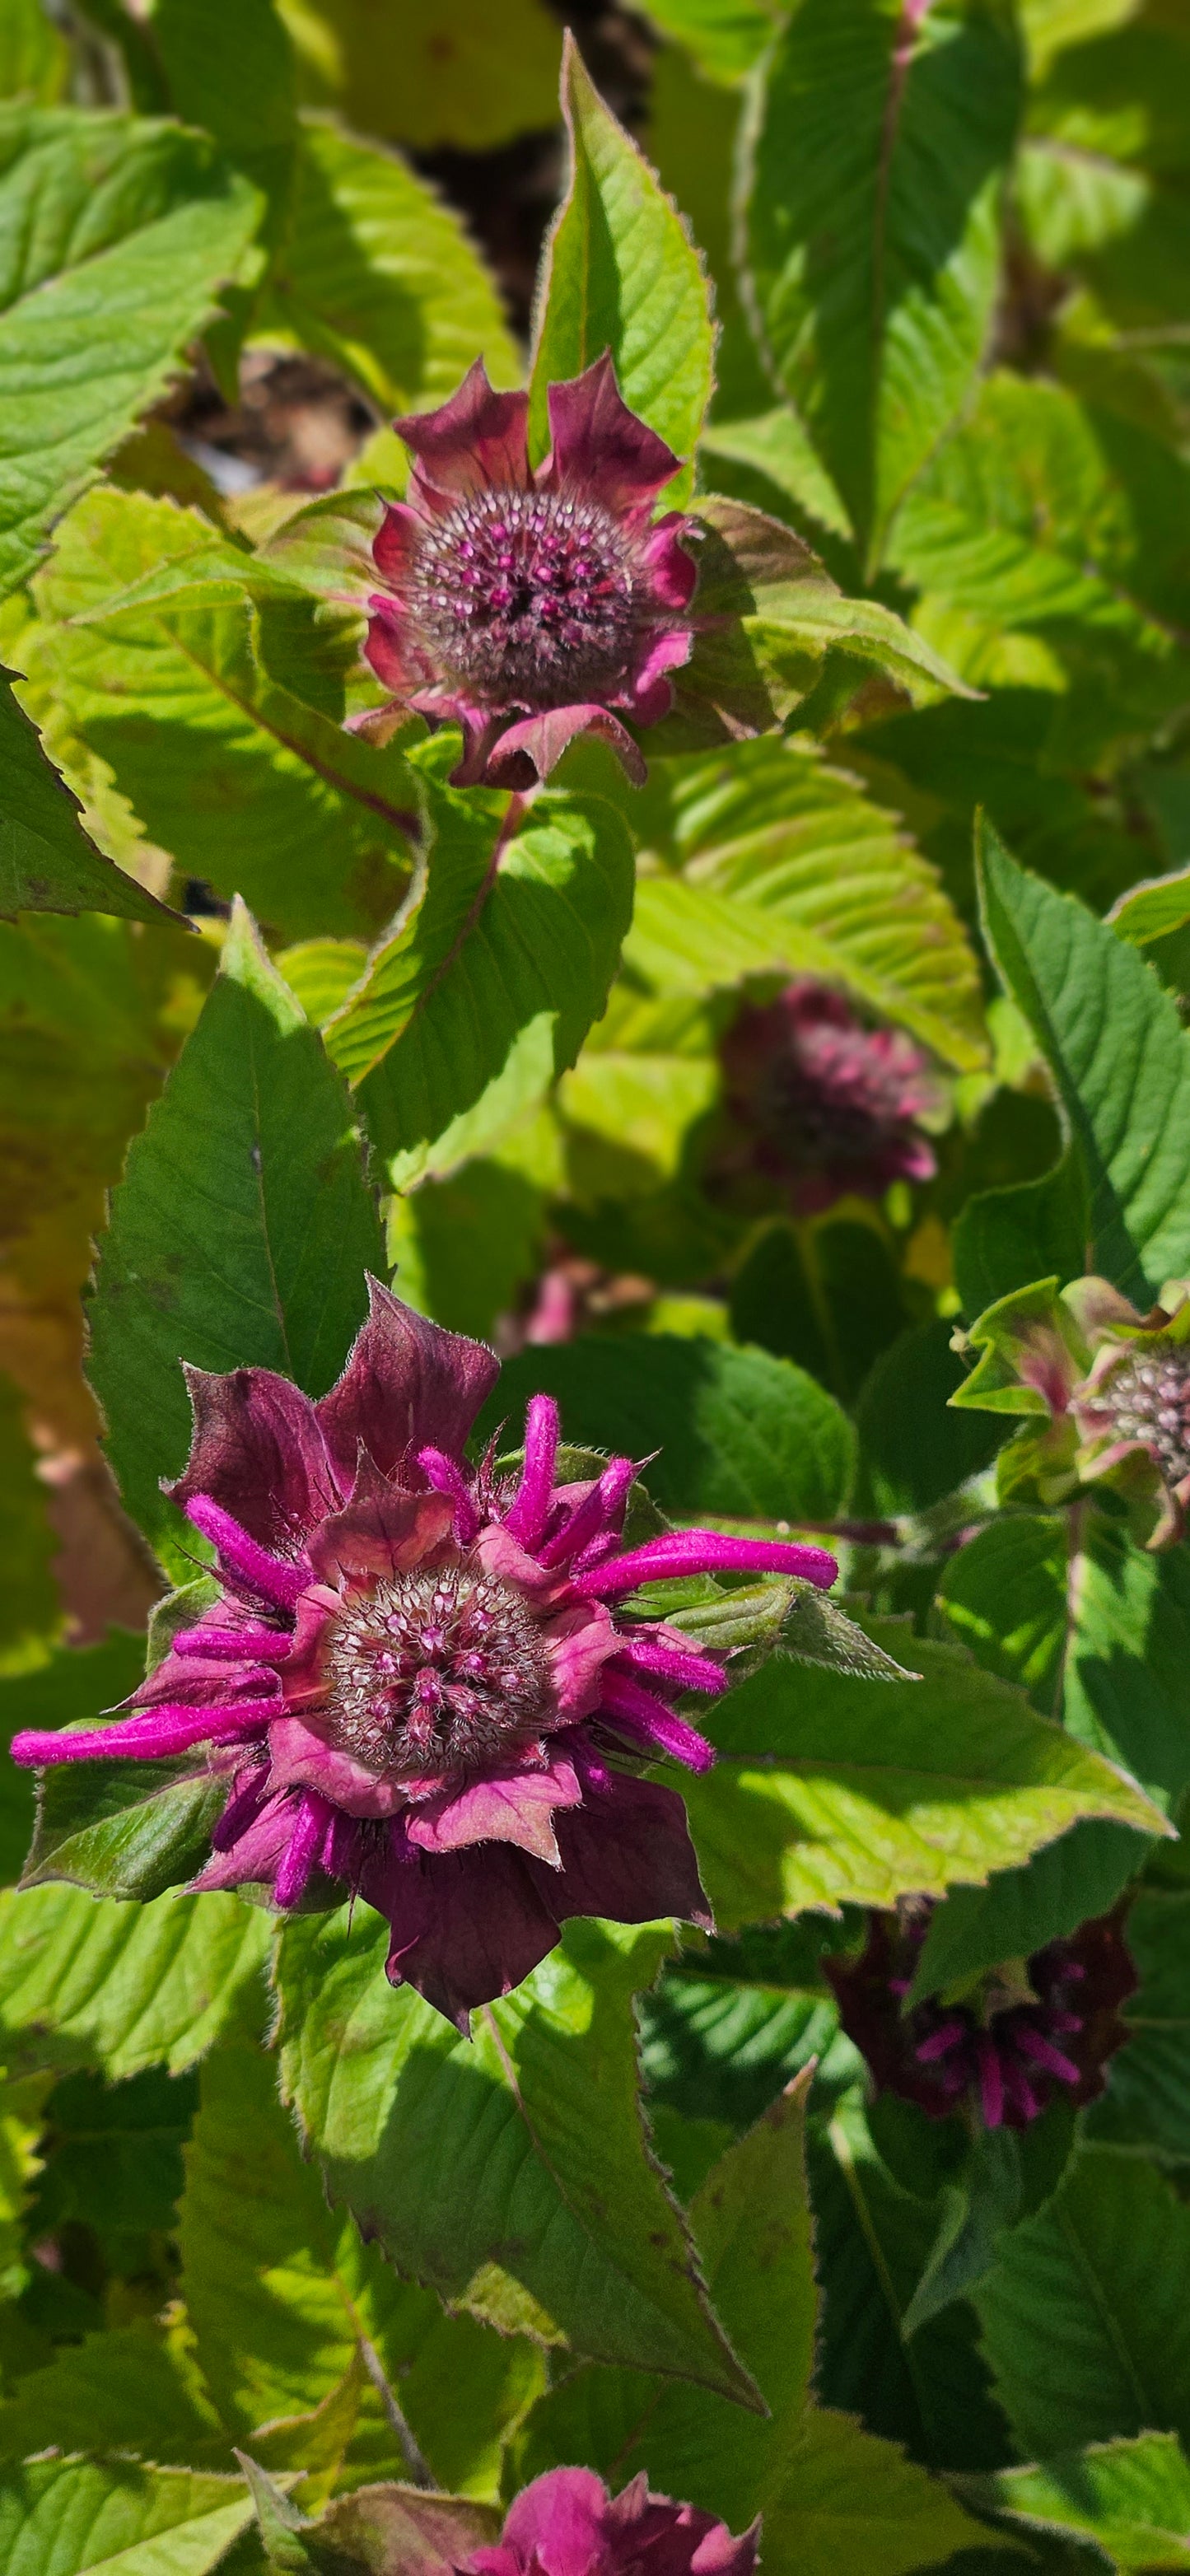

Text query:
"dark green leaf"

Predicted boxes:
[[88, 901, 383, 1574], [685, 1618, 1165, 1930], [1086, 1888, 1190, 2163], [0, 673, 176, 925], [972, 816, 1190, 1303], [474, 1332, 856, 1526], [530, 33, 714, 497], [0, 105, 259, 597], [975, 2148, 1190, 2457], [743, 0, 1023, 570], [276, 1907, 759, 2404]]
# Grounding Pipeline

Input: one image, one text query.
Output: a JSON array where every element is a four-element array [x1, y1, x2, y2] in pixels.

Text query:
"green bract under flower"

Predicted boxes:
[[950, 1273, 1190, 1546]]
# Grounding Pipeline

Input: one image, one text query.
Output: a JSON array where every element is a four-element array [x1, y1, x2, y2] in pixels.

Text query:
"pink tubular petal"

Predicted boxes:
[[612, 1631, 727, 1696], [274, 1789, 333, 1908], [504, 1393, 562, 1549], [539, 1455, 637, 1570], [544, 352, 683, 519], [578, 1532, 838, 1597], [210, 1765, 271, 1853], [599, 1671, 717, 1773], [482, 702, 648, 791], [1013, 2027, 1082, 2084], [315, 1277, 499, 1489], [10, 1697, 275, 1767], [640, 511, 700, 612], [394, 359, 531, 511], [184, 1494, 309, 1612], [977, 2034, 1006, 2130], [416, 1445, 482, 1545], [914, 2018, 968, 2063], [170, 1624, 288, 1664]]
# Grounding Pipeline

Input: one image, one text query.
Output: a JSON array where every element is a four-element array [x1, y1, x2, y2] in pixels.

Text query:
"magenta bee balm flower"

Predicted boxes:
[[826, 1902, 1136, 2131], [465, 2467, 758, 2576], [720, 980, 945, 1216], [363, 352, 699, 789], [13, 1284, 834, 2029]]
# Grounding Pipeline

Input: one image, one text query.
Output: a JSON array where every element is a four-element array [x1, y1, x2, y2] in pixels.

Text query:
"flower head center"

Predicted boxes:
[[1101, 1346, 1190, 1483], [321, 1566, 553, 1780], [410, 486, 639, 712]]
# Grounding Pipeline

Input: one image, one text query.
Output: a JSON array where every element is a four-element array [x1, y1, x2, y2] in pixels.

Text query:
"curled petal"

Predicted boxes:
[[372, 501, 424, 594], [169, 1365, 338, 1549], [395, 358, 531, 511], [539, 1455, 637, 1569], [404, 1757, 584, 1864], [544, 352, 683, 520], [273, 1787, 335, 1908], [184, 1495, 309, 1612], [482, 704, 646, 790], [364, 602, 433, 698], [315, 1277, 499, 1490], [640, 512, 700, 612], [618, 626, 693, 727]]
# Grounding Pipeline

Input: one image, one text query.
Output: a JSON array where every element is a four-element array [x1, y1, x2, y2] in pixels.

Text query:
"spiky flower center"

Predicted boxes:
[[321, 1567, 554, 1780], [409, 487, 639, 711], [760, 1038, 917, 1167], [1101, 1346, 1190, 1482]]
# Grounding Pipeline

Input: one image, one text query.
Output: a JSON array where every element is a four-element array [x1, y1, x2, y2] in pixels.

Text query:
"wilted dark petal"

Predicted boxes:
[[168, 1365, 339, 1548], [545, 352, 683, 522], [394, 358, 532, 511], [360, 1831, 562, 2031], [315, 1278, 499, 1489], [604, 2477, 759, 2576], [482, 702, 647, 791], [535, 1773, 712, 1932]]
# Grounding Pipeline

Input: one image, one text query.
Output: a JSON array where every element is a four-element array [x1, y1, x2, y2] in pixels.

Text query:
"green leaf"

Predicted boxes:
[[88, 900, 383, 1574], [0, 105, 259, 598], [474, 1333, 856, 1526], [0, 2459, 257, 2576], [809, 2095, 1010, 2472], [386, 1160, 545, 1344], [937, 1502, 1190, 1816], [907, 1827, 1145, 2012], [516, 2072, 817, 2524], [960, 2431, 1190, 2571], [1085, 1889, 1190, 2163], [885, 374, 1190, 690], [258, 115, 520, 413], [18, 487, 419, 943], [0, 1883, 270, 2079], [530, 32, 714, 497], [745, 2405, 999, 2576], [21, 1743, 227, 1903], [683, 1618, 1166, 1933], [276, 1909, 759, 2405], [179, 2033, 543, 2494], [330, 786, 636, 1191], [148, 0, 297, 205], [0, 672, 178, 925], [632, 0, 782, 84], [742, 0, 1023, 571], [276, 0, 562, 153], [623, 735, 987, 1070], [1108, 864, 1190, 950], [699, 409, 853, 539], [969, 816, 1190, 1304], [855, 1318, 1005, 1514], [0, 2322, 226, 2470], [641, 1957, 846, 2135], [974, 2148, 1190, 2457], [730, 1219, 910, 1409], [0, 0, 69, 103]]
